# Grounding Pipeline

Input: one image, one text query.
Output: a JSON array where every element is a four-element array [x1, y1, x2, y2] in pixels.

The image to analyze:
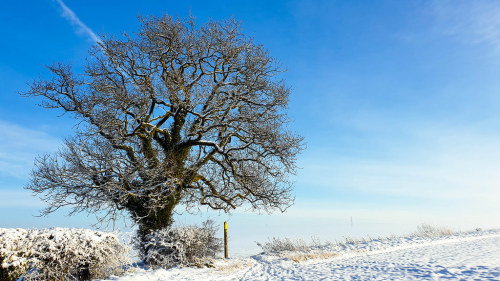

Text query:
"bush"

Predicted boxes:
[[0, 229, 30, 281], [256, 237, 309, 253], [138, 220, 222, 268], [414, 224, 454, 238], [1, 228, 33, 281], [0, 228, 129, 281]]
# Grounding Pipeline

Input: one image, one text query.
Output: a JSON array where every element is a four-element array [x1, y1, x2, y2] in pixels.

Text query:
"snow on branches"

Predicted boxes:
[[0, 228, 129, 281], [137, 220, 222, 268]]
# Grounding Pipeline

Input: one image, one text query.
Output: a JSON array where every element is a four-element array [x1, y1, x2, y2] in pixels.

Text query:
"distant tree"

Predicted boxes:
[[21, 15, 303, 246]]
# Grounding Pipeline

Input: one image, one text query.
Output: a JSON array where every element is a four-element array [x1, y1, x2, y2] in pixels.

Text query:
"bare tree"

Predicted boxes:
[[22, 15, 303, 244]]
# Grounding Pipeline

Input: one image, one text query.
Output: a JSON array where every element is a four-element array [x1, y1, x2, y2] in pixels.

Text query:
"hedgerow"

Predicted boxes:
[[0, 228, 128, 281]]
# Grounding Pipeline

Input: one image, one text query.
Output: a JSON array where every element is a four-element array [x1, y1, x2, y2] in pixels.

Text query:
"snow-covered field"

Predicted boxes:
[[102, 229, 500, 281]]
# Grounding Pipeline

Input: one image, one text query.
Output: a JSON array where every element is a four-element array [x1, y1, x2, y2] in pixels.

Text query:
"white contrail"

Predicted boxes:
[[53, 0, 101, 43]]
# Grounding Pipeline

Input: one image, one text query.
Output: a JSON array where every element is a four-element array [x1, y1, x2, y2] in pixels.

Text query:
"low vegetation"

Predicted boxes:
[[256, 237, 310, 253], [0, 228, 128, 281], [136, 220, 222, 269], [413, 223, 455, 237], [1, 221, 221, 280], [256, 224, 459, 263], [0, 223, 465, 280]]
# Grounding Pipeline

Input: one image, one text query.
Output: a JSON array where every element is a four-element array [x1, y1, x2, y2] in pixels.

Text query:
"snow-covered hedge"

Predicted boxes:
[[0, 228, 129, 281], [139, 220, 222, 268]]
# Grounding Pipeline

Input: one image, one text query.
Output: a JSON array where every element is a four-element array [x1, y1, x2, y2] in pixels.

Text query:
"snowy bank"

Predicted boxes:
[[101, 229, 500, 281]]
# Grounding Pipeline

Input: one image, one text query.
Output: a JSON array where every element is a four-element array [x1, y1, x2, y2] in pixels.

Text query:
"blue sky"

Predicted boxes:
[[2, 0, 500, 255]]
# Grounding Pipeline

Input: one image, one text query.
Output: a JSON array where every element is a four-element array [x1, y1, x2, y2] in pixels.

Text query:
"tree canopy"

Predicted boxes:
[[22, 15, 304, 235]]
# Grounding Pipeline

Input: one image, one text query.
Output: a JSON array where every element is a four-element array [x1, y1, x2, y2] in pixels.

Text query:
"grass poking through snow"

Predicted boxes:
[[256, 224, 459, 263]]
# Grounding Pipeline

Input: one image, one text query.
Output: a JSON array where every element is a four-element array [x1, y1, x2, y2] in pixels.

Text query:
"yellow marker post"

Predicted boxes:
[[224, 221, 228, 259]]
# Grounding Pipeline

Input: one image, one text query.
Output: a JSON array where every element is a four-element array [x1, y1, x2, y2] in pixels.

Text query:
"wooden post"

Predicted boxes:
[[224, 221, 228, 259]]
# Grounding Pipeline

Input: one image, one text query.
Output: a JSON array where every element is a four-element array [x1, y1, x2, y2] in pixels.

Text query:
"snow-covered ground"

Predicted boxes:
[[103, 229, 500, 281]]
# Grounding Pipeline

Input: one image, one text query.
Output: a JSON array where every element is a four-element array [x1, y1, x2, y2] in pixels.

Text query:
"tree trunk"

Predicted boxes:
[[128, 192, 182, 260]]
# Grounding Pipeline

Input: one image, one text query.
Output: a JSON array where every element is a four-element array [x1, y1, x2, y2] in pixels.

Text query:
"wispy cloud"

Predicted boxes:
[[431, 0, 500, 51], [53, 0, 101, 43], [0, 121, 61, 178], [0, 190, 44, 207], [297, 120, 500, 207]]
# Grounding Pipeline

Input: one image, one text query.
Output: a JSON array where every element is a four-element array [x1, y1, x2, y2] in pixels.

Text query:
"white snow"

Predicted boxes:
[[0, 227, 128, 280], [101, 229, 500, 281], [141, 223, 221, 268]]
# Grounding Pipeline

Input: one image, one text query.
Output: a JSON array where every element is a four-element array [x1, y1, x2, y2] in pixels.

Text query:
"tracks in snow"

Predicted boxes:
[[235, 232, 500, 280]]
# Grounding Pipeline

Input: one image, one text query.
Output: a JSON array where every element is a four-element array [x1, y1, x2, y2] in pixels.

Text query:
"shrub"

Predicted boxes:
[[1, 228, 32, 281], [414, 223, 454, 238], [256, 237, 309, 253], [0, 228, 129, 281], [138, 220, 222, 268]]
